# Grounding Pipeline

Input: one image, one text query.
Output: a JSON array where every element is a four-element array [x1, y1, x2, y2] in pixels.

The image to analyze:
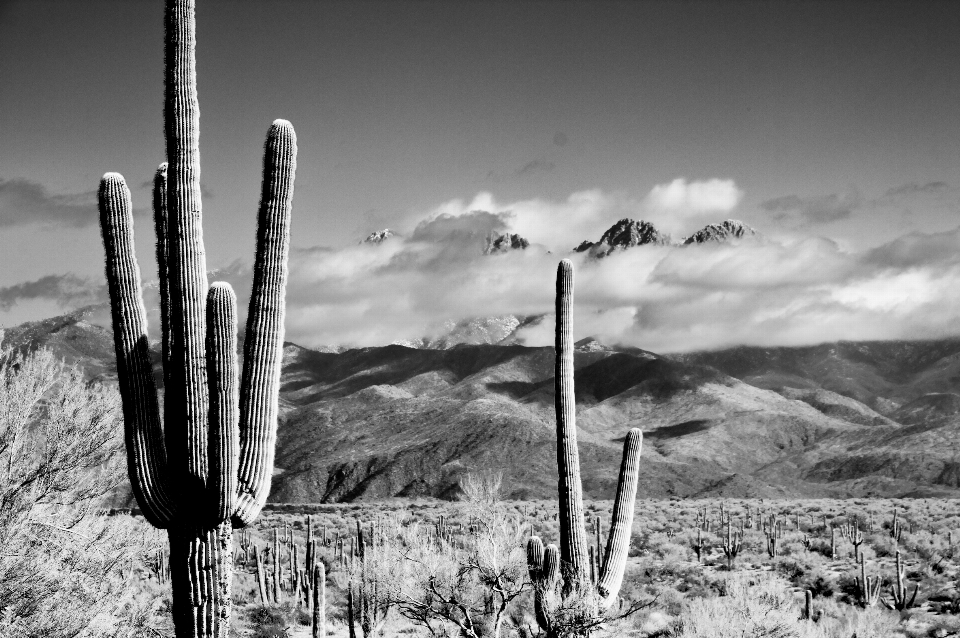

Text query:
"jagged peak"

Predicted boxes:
[[683, 219, 758, 245], [362, 229, 396, 245], [573, 218, 670, 257], [484, 231, 530, 255]]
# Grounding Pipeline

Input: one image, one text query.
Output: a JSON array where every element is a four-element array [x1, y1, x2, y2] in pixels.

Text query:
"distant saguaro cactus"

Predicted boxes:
[[527, 260, 644, 634], [97, 2, 296, 636]]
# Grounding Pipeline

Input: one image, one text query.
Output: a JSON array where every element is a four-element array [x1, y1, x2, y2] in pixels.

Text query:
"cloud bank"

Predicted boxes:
[[271, 180, 960, 351], [7, 178, 960, 354], [0, 274, 106, 310]]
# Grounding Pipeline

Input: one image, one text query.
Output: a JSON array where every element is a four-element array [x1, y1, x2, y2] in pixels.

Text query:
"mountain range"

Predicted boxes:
[[363, 217, 758, 259], [6, 306, 960, 502]]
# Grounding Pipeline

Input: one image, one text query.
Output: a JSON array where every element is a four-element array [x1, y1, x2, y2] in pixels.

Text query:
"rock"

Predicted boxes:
[[573, 218, 670, 257], [483, 232, 530, 254], [683, 219, 758, 245], [362, 229, 396, 244]]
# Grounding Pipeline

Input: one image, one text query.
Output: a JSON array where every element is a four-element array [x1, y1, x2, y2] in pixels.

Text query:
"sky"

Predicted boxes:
[[1, 0, 960, 351]]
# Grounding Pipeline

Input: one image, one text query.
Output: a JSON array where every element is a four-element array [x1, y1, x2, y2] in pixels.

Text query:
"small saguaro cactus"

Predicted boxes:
[[857, 555, 882, 608], [527, 260, 644, 634], [722, 519, 743, 570], [98, 1, 296, 636], [886, 550, 919, 610]]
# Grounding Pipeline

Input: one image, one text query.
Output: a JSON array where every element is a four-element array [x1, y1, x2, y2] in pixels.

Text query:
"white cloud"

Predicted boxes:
[[645, 178, 743, 214], [269, 196, 960, 351], [12, 183, 960, 355]]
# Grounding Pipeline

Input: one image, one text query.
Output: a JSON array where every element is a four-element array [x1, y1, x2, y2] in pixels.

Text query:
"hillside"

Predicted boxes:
[[7, 309, 960, 501]]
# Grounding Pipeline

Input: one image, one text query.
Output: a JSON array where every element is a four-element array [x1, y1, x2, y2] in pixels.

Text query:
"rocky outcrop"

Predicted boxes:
[[484, 232, 530, 254], [573, 219, 670, 257], [362, 229, 396, 244], [683, 219, 757, 245]]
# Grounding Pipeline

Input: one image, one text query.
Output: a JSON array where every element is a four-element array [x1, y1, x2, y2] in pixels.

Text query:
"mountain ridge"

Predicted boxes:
[[8, 309, 960, 501]]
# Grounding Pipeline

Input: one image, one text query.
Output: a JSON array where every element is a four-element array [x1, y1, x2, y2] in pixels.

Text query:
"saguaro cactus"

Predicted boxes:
[[527, 260, 644, 634], [98, 2, 296, 636], [555, 259, 590, 589]]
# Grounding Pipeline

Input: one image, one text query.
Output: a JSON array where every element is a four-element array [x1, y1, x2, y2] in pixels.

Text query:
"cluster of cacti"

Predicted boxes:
[[722, 519, 743, 569], [98, 1, 296, 635], [525, 260, 643, 635], [887, 549, 919, 610], [237, 520, 335, 636], [345, 520, 390, 638], [857, 554, 882, 608]]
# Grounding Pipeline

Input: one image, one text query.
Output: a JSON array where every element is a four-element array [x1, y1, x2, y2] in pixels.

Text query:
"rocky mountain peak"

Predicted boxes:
[[573, 218, 670, 257], [683, 219, 757, 245], [362, 229, 396, 245], [484, 231, 530, 255]]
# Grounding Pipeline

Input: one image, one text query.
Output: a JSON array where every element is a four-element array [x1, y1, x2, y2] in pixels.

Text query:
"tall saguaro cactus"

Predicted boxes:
[[555, 259, 590, 589], [528, 260, 644, 635], [98, 1, 297, 636]]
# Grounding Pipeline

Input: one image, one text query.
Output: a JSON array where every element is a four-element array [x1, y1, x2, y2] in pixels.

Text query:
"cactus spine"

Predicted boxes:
[[98, 2, 296, 636], [528, 260, 644, 631]]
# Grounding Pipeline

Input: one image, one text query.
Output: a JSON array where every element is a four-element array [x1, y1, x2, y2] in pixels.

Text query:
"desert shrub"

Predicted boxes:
[[0, 346, 163, 637], [383, 513, 528, 637], [459, 470, 504, 506], [247, 604, 288, 638], [818, 605, 906, 638], [798, 570, 835, 599], [672, 572, 826, 638]]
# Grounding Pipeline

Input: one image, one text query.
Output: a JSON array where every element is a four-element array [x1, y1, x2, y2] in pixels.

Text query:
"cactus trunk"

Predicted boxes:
[[169, 522, 233, 636], [554, 259, 589, 587]]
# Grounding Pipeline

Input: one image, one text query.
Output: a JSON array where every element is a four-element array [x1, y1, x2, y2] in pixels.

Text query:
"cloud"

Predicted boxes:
[[0, 178, 100, 227], [641, 178, 745, 237], [515, 159, 556, 177], [0, 274, 106, 310], [420, 190, 630, 253], [860, 226, 960, 270], [760, 190, 862, 225], [552, 132, 569, 147], [645, 178, 743, 214], [269, 187, 960, 351], [13, 184, 960, 354], [884, 181, 948, 197]]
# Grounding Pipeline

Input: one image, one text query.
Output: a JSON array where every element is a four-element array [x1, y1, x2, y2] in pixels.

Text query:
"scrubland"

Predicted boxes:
[[95, 496, 960, 637]]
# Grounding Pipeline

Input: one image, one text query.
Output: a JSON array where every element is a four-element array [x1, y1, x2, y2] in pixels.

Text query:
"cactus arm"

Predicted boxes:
[[152, 162, 175, 448], [597, 428, 643, 608], [526, 536, 545, 581], [98, 173, 176, 528], [232, 120, 297, 527], [554, 259, 589, 586], [535, 544, 562, 632], [206, 283, 239, 523]]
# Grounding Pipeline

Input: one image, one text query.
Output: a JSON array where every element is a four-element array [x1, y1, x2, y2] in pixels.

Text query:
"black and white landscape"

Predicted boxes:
[[4, 1, 960, 637]]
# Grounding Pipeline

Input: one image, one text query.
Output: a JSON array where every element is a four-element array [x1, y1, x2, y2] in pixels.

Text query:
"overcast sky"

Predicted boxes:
[[2, 0, 960, 351]]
